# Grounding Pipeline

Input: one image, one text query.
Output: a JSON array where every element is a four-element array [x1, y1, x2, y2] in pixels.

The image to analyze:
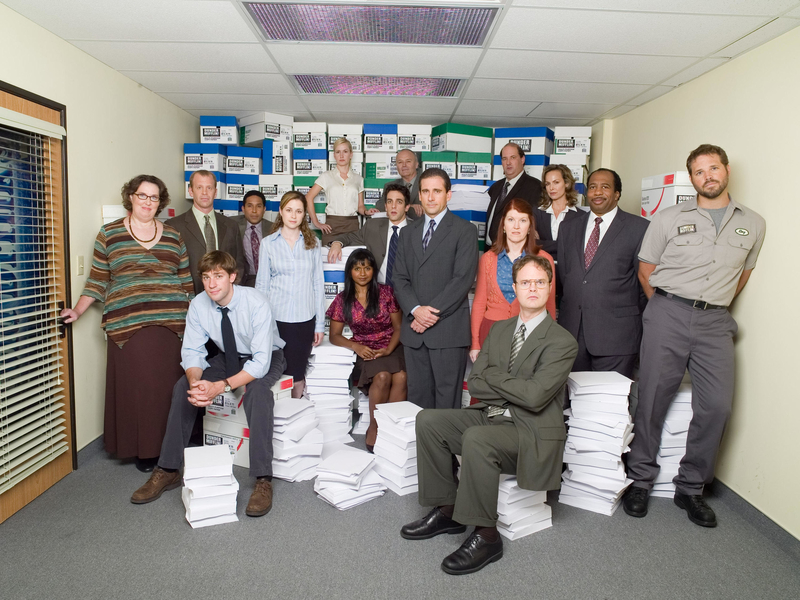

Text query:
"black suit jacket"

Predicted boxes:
[[166, 209, 246, 295], [392, 210, 478, 349], [234, 215, 274, 286], [376, 172, 422, 220], [532, 206, 582, 263], [557, 208, 650, 357], [329, 217, 391, 269], [485, 172, 542, 245]]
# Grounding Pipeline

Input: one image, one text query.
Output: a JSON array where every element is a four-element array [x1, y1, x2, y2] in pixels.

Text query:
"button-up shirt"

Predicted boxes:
[[378, 218, 407, 284], [192, 205, 217, 247], [545, 204, 578, 241], [583, 206, 618, 248]]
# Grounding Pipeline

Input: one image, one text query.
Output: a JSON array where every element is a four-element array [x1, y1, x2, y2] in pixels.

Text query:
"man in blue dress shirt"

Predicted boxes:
[[131, 251, 286, 517]]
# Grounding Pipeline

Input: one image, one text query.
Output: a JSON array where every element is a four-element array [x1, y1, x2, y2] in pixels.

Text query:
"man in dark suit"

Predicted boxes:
[[485, 143, 542, 247], [327, 183, 409, 285], [375, 149, 423, 219], [234, 190, 274, 287], [557, 168, 649, 378], [166, 169, 245, 295], [392, 168, 478, 410], [401, 255, 578, 575]]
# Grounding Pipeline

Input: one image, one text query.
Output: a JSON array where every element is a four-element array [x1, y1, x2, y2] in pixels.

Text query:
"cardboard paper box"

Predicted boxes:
[[293, 122, 327, 149], [239, 112, 294, 147], [184, 143, 226, 172], [432, 123, 492, 153], [421, 151, 457, 179], [200, 116, 237, 145], [397, 124, 432, 152], [328, 124, 363, 151], [225, 146, 262, 175], [493, 127, 554, 156], [641, 171, 696, 220], [292, 148, 328, 177]]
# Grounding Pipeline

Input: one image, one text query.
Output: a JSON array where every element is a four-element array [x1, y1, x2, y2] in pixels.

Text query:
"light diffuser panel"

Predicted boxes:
[[294, 75, 461, 96]]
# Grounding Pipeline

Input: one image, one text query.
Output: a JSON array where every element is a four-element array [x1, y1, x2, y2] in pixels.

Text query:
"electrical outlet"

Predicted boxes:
[[77, 255, 84, 276]]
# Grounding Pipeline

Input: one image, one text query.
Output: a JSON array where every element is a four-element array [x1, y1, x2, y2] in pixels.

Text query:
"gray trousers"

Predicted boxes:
[[404, 344, 468, 410], [158, 350, 286, 478], [416, 408, 518, 527], [626, 294, 737, 495]]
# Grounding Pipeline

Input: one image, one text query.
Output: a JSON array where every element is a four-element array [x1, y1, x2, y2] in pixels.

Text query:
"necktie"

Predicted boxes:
[[584, 217, 603, 269], [422, 220, 435, 252], [249, 225, 260, 273], [386, 225, 399, 285], [488, 181, 511, 245], [508, 322, 526, 372], [220, 307, 239, 378], [204, 215, 216, 252], [500, 180, 510, 204]]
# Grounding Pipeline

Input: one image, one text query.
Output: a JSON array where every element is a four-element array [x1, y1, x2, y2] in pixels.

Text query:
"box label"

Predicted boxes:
[[676, 194, 693, 204], [398, 135, 416, 146], [365, 135, 383, 146], [202, 127, 220, 138], [265, 123, 281, 136], [228, 185, 244, 196], [295, 161, 312, 172], [227, 158, 244, 169], [460, 165, 478, 175], [510, 138, 532, 153], [294, 133, 312, 144], [185, 156, 202, 167], [274, 156, 286, 172], [557, 139, 576, 151], [260, 184, 278, 196], [365, 189, 383, 202]]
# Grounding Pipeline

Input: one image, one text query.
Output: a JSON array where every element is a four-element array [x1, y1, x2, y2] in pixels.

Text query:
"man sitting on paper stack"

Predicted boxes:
[[401, 255, 578, 575], [131, 251, 286, 517]]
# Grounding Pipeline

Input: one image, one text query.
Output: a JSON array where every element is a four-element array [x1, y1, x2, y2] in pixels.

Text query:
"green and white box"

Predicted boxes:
[[457, 152, 492, 180], [421, 151, 457, 179], [238, 111, 294, 147], [431, 123, 492, 153], [329, 151, 364, 176], [364, 152, 397, 179]]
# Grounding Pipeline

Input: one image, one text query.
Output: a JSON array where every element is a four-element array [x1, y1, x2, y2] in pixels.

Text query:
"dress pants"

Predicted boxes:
[[416, 408, 519, 527], [573, 321, 637, 379], [158, 349, 286, 478], [404, 344, 468, 410], [626, 294, 737, 495]]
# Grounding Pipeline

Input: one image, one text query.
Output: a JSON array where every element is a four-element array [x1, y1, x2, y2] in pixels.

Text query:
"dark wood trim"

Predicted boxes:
[[0, 80, 66, 123]]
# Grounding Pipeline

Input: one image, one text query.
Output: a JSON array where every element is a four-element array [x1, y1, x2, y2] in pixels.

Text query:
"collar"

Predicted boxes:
[[680, 195, 741, 214], [545, 204, 578, 215], [390, 218, 408, 229], [516, 310, 547, 339], [498, 248, 526, 262], [192, 205, 215, 222], [505, 171, 524, 190], [424, 208, 448, 229], [215, 285, 239, 312], [275, 228, 304, 241], [589, 205, 619, 222]]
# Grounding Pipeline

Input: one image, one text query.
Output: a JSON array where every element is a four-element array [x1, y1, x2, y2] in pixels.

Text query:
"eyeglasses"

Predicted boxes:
[[133, 192, 160, 203], [515, 279, 548, 289]]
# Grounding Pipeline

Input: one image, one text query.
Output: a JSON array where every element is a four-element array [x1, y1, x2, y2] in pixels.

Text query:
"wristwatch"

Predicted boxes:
[[223, 379, 232, 393]]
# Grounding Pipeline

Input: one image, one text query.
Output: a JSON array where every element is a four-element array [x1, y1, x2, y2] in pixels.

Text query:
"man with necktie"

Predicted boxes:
[[130, 251, 286, 517], [234, 190, 274, 287], [392, 168, 478, 410], [375, 148, 424, 219], [401, 254, 578, 575]]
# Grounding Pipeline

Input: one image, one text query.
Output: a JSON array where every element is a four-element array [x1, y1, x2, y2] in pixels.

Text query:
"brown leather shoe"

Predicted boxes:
[[130, 467, 181, 504], [246, 478, 273, 517]]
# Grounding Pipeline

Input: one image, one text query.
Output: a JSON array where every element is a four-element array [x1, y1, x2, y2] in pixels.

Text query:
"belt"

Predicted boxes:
[[654, 288, 726, 310]]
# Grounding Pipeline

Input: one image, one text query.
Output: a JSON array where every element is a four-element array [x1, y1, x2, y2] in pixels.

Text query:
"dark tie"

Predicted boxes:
[[220, 307, 239, 378], [204, 215, 216, 252], [508, 322, 526, 372], [386, 225, 399, 285], [584, 217, 603, 269], [422, 220, 435, 252], [500, 180, 510, 204], [249, 225, 260, 273]]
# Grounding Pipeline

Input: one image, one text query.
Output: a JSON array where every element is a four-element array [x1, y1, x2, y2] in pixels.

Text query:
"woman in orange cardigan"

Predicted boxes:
[[469, 197, 556, 362]]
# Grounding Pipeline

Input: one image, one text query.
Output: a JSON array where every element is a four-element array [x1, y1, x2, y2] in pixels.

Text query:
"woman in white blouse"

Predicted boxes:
[[306, 137, 374, 245], [534, 163, 581, 263]]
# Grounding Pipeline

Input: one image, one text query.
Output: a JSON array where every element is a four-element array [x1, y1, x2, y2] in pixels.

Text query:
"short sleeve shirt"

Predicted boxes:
[[315, 169, 364, 217], [325, 284, 399, 350], [639, 197, 766, 306]]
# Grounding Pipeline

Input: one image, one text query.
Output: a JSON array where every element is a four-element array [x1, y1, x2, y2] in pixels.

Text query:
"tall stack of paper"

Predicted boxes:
[[272, 397, 323, 482], [652, 383, 693, 498], [182, 445, 238, 528], [560, 371, 634, 516], [372, 401, 423, 496], [449, 184, 490, 212], [496, 475, 551, 540], [352, 389, 370, 436], [314, 448, 386, 510], [306, 341, 357, 447]]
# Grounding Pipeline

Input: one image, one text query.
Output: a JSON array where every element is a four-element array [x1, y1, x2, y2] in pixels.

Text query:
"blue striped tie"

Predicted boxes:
[[422, 220, 435, 252], [386, 225, 399, 285]]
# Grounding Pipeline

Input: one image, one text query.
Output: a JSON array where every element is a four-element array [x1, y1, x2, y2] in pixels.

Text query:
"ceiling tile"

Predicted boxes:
[[2, 0, 257, 42], [158, 93, 308, 112], [455, 116, 591, 128], [120, 71, 294, 95], [787, 7, 800, 17], [267, 44, 482, 78], [492, 7, 767, 56], [465, 79, 651, 104], [308, 113, 442, 125], [528, 102, 619, 119], [476, 49, 697, 84], [301, 95, 457, 115], [596, 105, 637, 120], [509, 1, 798, 15], [626, 85, 675, 105], [713, 17, 800, 57], [69, 41, 277, 73], [660, 58, 729, 86], [455, 100, 542, 118]]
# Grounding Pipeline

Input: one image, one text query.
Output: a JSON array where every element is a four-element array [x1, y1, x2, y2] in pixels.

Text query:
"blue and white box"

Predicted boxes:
[[184, 144, 227, 173], [293, 149, 328, 177], [363, 124, 398, 152], [225, 146, 262, 175], [494, 127, 554, 157], [200, 116, 238, 145], [330, 151, 364, 177], [259, 175, 294, 219], [185, 171, 225, 200], [492, 154, 550, 181], [224, 174, 259, 203]]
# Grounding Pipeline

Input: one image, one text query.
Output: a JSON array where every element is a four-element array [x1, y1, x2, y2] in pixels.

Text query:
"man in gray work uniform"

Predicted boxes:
[[622, 144, 766, 527]]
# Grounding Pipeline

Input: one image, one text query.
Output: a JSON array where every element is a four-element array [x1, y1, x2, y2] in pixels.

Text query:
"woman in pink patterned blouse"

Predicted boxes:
[[326, 249, 407, 451]]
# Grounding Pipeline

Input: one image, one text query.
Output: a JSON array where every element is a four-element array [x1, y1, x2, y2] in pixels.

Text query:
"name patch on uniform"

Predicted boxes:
[[677, 224, 696, 235], [735, 228, 749, 236]]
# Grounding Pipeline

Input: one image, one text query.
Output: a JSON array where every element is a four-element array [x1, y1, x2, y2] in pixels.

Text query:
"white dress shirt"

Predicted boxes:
[[583, 206, 619, 248], [378, 218, 407, 284], [486, 171, 524, 245], [545, 204, 578, 241]]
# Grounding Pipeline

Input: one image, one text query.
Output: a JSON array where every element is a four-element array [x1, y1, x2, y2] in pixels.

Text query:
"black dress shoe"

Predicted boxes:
[[622, 486, 650, 518], [441, 531, 503, 575], [400, 508, 466, 540], [674, 492, 717, 527], [135, 457, 158, 473]]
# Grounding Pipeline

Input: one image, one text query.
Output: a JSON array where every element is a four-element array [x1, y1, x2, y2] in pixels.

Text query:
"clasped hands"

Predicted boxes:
[[186, 379, 225, 407], [411, 305, 439, 333]]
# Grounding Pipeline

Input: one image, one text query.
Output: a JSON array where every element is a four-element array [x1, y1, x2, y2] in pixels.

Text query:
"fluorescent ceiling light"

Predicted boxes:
[[294, 75, 462, 96]]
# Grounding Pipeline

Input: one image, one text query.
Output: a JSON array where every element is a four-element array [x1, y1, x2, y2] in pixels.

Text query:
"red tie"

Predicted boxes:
[[584, 217, 602, 269]]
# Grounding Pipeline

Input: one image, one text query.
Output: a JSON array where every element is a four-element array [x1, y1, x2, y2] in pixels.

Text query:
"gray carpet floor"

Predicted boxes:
[[2, 437, 799, 600]]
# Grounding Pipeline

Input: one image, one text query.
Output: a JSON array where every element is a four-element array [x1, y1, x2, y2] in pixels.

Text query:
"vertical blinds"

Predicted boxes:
[[0, 123, 68, 494]]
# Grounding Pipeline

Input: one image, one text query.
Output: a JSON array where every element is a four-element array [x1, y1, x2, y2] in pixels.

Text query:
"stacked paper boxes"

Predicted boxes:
[[550, 126, 592, 204], [652, 383, 693, 498], [182, 444, 239, 528], [372, 401, 423, 496], [560, 372, 635, 516], [314, 448, 386, 510], [352, 389, 370, 436], [497, 475, 551, 540], [306, 341, 358, 447], [272, 397, 324, 482], [492, 127, 554, 181]]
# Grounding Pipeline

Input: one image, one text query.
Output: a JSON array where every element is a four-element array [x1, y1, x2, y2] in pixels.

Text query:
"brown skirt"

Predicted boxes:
[[104, 326, 184, 460], [355, 343, 406, 388], [322, 215, 359, 246]]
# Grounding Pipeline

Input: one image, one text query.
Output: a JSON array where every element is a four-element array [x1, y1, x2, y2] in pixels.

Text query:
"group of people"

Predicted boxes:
[[62, 140, 764, 575]]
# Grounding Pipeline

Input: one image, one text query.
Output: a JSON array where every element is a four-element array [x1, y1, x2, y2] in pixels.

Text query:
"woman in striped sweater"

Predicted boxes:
[[61, 175, 194, 472]]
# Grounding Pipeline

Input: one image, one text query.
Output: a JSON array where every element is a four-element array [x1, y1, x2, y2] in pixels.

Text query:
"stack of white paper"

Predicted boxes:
[[271, 397, 323, 482], [560, 371, 634, 516], [182, 445, 238, 528], [449, 184, 490, 211], [351, 389, 370, 435], [314, 448, 385, 510], [652, 383, 693, 498], [307, 341, 357, 448], [372, 401, 423, 496], [496, 475, 551, 540]]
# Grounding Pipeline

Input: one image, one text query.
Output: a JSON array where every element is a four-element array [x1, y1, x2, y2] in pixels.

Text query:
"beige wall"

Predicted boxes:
[[607, 27, 800, 539], [0, 5, 197, 451]]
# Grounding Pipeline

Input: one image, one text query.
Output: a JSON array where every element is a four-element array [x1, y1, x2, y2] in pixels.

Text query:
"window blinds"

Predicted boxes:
[[0, 123, 68, 495]]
